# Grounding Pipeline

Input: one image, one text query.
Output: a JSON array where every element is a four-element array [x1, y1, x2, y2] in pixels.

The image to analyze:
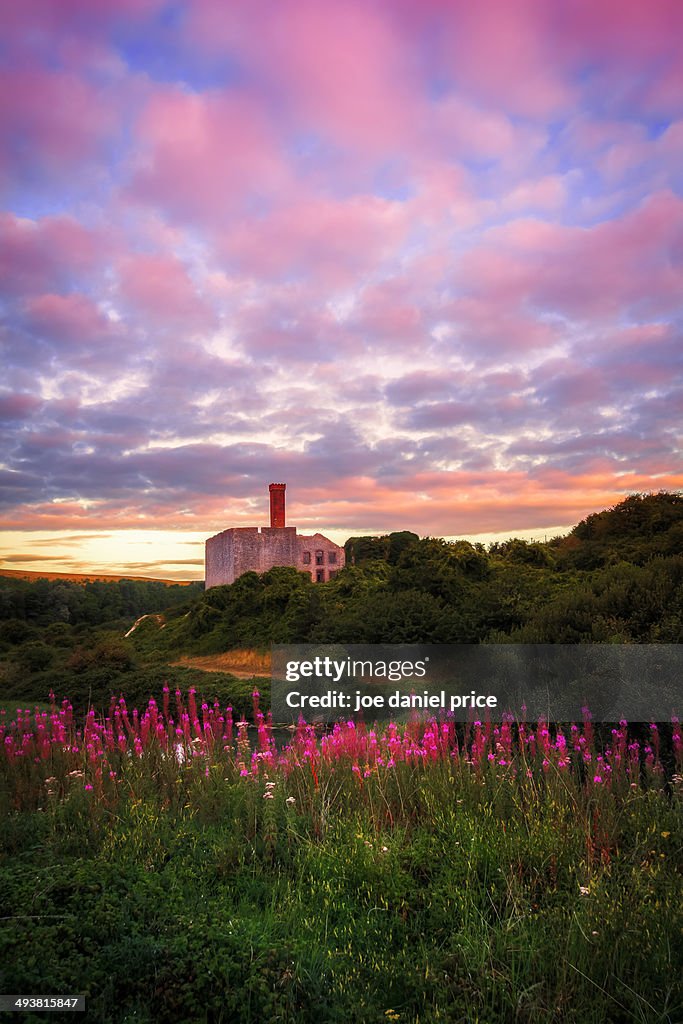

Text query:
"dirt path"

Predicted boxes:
[[170, 651, 271, 677]]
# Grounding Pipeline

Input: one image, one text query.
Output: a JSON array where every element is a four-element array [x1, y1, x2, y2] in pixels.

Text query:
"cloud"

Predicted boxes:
[[1, 553, 64, 563], [1, 0, 682, 564], [0, 67, 119, 187], [187, 0, 422, 154], [0, 393, 43, 422], [0, 213, 106, 299], [116, 252, 217, 332], [127, 85, 285, 225]]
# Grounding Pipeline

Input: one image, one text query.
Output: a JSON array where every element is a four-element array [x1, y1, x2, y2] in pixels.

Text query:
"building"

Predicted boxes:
[[205, 483, 346, 589]]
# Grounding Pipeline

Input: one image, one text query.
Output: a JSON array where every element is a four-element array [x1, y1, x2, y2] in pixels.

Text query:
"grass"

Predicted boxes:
[[0, 693, 681, 1024]]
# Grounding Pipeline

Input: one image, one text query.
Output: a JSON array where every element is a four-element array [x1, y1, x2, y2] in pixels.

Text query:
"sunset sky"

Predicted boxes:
[[1, 0, 682, 580]]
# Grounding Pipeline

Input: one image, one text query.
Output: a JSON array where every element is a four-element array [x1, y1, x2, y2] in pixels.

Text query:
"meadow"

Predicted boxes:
[[1, 689, 681, 1023]]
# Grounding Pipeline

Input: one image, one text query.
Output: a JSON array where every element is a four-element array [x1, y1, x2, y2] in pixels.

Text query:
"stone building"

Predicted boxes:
[[205, 483, 345, 589]]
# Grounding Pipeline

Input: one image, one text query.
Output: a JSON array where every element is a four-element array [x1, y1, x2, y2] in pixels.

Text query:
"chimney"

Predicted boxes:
[[269, 483, 286, 528]]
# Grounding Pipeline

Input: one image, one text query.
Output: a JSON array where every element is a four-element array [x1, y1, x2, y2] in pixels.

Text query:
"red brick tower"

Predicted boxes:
[[269, 483, 286, 528]]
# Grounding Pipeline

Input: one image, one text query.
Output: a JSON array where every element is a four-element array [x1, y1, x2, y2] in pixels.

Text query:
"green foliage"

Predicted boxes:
[[17, 640, 55, 673], [344, 530, 419, 566], [1, 493, 682, 715], [0, 750, 680, 1023], [164, 567, 319, 653], [558, 491, 683, 568], [116, 491, 683, 654], [67, 636, 137, 674], [0, 619, 37, 645], [0, 576, 202, 629], [312, 588, 465, 643], [489, 537, 554, 566]]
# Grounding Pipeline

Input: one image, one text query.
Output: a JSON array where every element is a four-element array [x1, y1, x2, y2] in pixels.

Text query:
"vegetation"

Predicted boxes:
[[1, 494, 681, 1021], [1, 493, 682, 717], [1, 692, 681, 1024], [137, 490, 683, 655]]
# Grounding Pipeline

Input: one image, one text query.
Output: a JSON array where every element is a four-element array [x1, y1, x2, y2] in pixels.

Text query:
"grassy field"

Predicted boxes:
[[0, 692, 681, 1024]]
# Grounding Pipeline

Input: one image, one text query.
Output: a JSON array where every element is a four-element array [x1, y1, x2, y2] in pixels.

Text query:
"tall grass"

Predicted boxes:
[[0, 690, 681, 1023]]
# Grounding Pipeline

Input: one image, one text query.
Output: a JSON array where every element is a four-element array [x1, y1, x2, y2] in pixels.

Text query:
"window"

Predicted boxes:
[[328, 551, 337, 564], [315, 550, 324, 565], [328, 569, 337, 580], [316, 569, 325, 583], [302, 551, 311, 564]]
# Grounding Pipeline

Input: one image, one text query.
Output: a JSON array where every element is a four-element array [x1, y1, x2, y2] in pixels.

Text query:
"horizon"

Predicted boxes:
[[0, 520, 574, 582], [2, 1, 683, 579]]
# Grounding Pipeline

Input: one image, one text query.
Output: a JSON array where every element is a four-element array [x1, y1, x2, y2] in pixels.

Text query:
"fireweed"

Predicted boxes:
[[1, 689, 681, 823], [1, 690, 682, 1023]]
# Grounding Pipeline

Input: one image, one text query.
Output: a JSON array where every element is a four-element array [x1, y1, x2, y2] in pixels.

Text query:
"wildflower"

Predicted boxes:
[[286, 796, 295, 805], [263, 791, 274, 799], [84, 784, 93, 791], [579, 886, 590, 896], [661, 831, 670, 839]]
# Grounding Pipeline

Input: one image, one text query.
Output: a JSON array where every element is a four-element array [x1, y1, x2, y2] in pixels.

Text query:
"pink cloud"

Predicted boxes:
[[558, 0, 683, 66], [463, 191, 683, 321], [24, 293, 116, 348], [431, 97, 518, 161], [532, 360, 608, 406], [116, 253, 216, 332], [501, 176, 569, 213], [222, 195, 409, 287], [128, 87, 285, 224], [2, 0, 682, 555], [405, 0, 683, 119], [0, 393, 43, 421], [0, 214, 105, 297], [351, 288, 423, 348], [188, 0, 421, 154], [433, 0, 572, 118], [0, 67, 118, 183], [643, 62, 683, 115]]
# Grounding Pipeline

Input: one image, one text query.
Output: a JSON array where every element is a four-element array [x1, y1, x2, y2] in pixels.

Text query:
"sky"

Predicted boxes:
[[1, 0, 682, 581]]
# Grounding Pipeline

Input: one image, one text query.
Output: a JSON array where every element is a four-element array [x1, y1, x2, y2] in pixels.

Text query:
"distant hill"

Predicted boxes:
[[138, 491, 683, 653], [552, 491, 683, 569], [0, 569, 199, 586]]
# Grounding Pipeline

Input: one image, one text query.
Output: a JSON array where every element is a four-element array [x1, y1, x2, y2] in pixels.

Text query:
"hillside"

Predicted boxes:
[[1, 491, 681, 714], [130, 490, 683, 657], [0, 568, 198, 585]]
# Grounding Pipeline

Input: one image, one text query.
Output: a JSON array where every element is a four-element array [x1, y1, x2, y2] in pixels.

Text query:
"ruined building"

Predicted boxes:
[[205, 483, 346, 589]]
